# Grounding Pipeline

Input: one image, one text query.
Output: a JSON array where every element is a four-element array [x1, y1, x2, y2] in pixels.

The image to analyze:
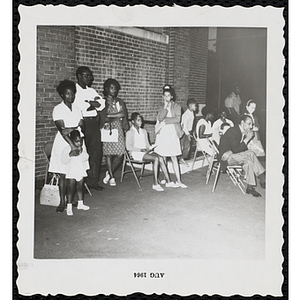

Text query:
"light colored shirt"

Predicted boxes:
[[224, 92, 242, 115], [74, 83, 106, 117], [126, 126, 150, 153], [181, 109, 195, 135]]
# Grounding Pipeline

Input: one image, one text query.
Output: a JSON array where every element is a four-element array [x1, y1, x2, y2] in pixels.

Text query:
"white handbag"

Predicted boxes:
[[40, 174, 60, 207], [101, 122, 118, 143]]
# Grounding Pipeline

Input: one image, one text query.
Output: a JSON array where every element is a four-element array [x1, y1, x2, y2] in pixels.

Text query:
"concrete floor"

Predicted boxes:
[[34, 161, 265, 260]]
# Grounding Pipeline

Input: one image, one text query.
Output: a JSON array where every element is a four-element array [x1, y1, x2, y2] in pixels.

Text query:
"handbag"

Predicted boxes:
[[101, 121, 118, 142], [40, 174, 60, 207]]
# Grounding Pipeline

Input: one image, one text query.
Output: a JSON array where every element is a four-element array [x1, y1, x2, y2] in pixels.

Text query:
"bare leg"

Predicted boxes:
[[106, 155, 114, 178], [66, 178, 76, 204], [170, 156, 181, 183], [112, 154, 124, 177], [56, 173, 66, 212], [77, 178, 84, 201], [143, 153, 159, 185], [158, 155, 171, 183]]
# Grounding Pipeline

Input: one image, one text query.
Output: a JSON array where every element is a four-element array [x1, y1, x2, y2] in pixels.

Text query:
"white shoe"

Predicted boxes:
[[176, 182, 188, 188], [103, 171, 110, 184], [66, 204, 73, 216], [109, 178, 116, 186], [152, 184, 164, 191], [179, 158, 189, 166], [77, 201, 90, 211], [165, 181, 179, 188], [160, 179, 166, 185]]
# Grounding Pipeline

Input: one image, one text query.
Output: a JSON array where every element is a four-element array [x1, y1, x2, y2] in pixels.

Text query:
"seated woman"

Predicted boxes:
[[244, 99, 265, 157], [212, 108, 234, 144], [126, 112, 178, 191], [195, 106, 214, 156]]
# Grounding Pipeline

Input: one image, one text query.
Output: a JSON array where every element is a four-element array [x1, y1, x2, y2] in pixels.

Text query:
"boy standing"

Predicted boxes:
[[179, 99, 197, 165]]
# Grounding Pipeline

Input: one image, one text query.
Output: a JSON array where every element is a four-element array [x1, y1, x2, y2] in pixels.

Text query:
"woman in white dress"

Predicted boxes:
[[48, 80, 84, 213], [195, 106, 214, 156], [155, 85, 187, 188]]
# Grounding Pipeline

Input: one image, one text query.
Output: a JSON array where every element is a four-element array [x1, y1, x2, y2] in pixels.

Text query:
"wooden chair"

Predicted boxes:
[[43, 142, 92, 196], [120, 150, 152, 191], [206, 140, 246, 194]]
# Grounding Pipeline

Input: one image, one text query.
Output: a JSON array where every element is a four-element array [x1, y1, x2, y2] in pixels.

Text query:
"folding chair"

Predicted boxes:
[[120, 150, 152, 190], [191, 132, 211, 170], [43, 142, 92, 196], [206, 141, 246, 194]]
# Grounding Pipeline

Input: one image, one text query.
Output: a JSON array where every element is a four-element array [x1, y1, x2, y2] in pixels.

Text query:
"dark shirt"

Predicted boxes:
[[218, 125, 248, 160]]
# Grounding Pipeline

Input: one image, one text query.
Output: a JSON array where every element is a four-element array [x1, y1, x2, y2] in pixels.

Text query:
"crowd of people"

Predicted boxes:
[[47, 66, 266, 216]]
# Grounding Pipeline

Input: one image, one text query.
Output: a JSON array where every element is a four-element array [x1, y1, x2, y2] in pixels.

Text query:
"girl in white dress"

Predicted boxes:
[[195, 106, 214, 156], [126, 113, 178, 191], [49, 80, 84, 213], [61, 130, 90, 216], [155, 85, 187, 188]]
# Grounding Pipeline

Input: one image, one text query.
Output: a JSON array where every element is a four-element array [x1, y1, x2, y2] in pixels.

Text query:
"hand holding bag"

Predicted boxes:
[[101, 121, 118, 143], [40, 174, 60, 207]]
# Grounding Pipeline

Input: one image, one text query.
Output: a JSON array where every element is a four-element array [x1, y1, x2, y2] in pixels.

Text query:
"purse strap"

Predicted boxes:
[[49, 174, 60, 186]]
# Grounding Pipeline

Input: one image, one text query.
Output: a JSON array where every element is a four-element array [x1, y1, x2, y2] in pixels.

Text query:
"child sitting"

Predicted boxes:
[[220, 122, 231, 137], [61, 130, 90, 216], [126, 112, 178, 191], [179, 99, 197, 166]]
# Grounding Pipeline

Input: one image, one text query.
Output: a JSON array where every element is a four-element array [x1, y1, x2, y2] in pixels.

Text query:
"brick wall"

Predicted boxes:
[[35, 26, 76, 180], [168, 27, 208, 110], [35, 26, 208, 181], [74, 26, 168, 122], [188, 27, 208, 107]]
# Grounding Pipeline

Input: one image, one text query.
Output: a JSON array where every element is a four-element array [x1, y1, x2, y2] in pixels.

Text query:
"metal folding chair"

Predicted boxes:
[[191, 132, 212, 170], [43, 142, 92, 196], [120, 150, 152, 191], [206, 140, 246, 194]]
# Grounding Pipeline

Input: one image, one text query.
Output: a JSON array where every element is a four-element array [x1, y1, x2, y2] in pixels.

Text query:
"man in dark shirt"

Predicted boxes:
[[218, 114, 265, 197]]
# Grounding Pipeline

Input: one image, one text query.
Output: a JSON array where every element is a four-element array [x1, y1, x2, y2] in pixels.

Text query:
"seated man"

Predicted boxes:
[[218, 114, 266, 197]]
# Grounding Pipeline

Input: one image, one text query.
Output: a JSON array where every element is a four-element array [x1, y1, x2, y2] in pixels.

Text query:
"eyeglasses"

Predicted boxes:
[[80, 73, 92, 79]]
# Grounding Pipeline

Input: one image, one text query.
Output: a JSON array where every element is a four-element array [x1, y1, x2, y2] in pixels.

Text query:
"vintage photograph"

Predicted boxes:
[[16, 5, 284, 296], [34, 26, 267, 260]]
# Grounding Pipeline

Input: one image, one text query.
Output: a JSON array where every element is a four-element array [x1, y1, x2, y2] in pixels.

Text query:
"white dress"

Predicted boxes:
[[195, 118, 213, 156], [155, 109, 182, 157], [61, 144, 90, 181], [48, 102, 83, 174]]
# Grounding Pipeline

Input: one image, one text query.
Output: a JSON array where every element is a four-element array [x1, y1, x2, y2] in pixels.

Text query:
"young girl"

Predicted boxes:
[[244, 99, 265, 157], [126, 112, 178, 191], [61, 130, 90, 216], [155, 85, 187, 188], [195, 106, 214, 156]]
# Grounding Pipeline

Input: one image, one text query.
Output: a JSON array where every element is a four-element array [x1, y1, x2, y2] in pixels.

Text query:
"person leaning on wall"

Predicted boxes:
[[73, 66, 106, 191]]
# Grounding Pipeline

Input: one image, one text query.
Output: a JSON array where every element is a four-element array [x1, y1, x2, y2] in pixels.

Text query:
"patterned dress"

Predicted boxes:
[[103, 100, 126, 156]]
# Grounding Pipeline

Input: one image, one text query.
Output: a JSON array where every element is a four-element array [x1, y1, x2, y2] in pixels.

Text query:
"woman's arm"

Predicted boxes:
[[198, 124, 212, 139], [164, 103, 182, 124], [55, 120, 78, 151], [157, 107, 168, 122]]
